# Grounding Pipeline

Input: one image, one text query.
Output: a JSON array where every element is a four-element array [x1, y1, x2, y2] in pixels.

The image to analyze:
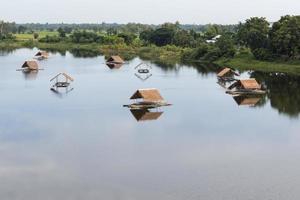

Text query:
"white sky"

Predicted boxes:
[[1, 0, 299, 24]]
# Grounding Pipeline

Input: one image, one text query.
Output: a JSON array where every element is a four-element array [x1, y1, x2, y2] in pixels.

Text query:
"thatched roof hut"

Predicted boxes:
[[130, 109, 163, 121], [35, 51, 49, 57], [217, 67, 239, 77], [22, 60, 39, 70], [228, 79, 261, 90], [233, 96, 261, 106], [106, 56, 125, 64], [130, 88, 164, 102]]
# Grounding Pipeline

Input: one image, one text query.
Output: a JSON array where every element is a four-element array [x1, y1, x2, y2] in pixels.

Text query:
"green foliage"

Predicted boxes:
[[252, 48, 273, 60], [117, 32, 137, 45], [215, 34, 236, 57], [237, 17, 270, 50], [39, 35, 61, 43], [33, 32, 39, 39], [57, 27, 66, 38], [269, 15, 300, 58]]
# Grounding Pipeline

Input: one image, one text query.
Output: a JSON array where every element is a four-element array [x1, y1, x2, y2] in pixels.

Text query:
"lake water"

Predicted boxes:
[[1, 48, 300, 200]]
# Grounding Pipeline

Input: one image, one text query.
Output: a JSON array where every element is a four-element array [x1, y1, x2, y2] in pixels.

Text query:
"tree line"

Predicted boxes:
[[0, 15, 299, 62]]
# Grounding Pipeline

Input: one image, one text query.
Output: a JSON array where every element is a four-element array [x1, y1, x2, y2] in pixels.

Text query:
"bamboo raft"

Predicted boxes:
[[226, 89, 266, 95], [123, 101, 172, 109]]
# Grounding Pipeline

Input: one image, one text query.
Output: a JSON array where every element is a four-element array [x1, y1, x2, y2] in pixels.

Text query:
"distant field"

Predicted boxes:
[[14, 31, 58, 41]]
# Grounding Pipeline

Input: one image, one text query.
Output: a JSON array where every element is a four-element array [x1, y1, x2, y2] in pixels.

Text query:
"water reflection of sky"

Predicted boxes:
[[0, 48, 300, 200]]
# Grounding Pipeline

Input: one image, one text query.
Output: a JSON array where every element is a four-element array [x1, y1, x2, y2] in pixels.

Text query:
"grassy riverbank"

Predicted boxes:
[[1, 40, 300, 74], [216, 54, 300, 75]]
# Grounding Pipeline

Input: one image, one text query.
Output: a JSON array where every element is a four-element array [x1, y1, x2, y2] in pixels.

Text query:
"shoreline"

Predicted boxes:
[[1, 41, 300, 75]]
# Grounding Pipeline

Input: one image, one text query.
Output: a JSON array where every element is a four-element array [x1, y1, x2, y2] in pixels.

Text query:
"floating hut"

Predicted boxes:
[[124, 88, 171, 109], [226, 79, 266, 95], [217, 67, 239, 81], [233, 96, 262, 106], [35, 51, 49, 59], [106, 56, 125, 64], [21, 60, 39, 71], [50, 73, 74, 88], [130, 109, 163, 122]]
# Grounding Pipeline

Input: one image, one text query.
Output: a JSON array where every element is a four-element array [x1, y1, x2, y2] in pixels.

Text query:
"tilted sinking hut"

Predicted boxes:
[[217, 67, 239, 81], [106, 56, 125, 64], [217, 67, 239, 77]]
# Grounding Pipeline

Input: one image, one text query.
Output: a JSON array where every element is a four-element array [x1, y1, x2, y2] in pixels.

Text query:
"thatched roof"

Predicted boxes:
[[240, 79, 261, 89], [130, 88, 164, 102], [130, 109, 163, 121], [35, 51, 49, 57], [233, 96, 261, 106], [22, 61, 39, 70], [229, 79, 261, 90], [106, 56, 125, 64], [50, 73, 74, 82]]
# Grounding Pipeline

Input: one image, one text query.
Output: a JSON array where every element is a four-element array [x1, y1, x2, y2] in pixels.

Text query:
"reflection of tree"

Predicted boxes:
[[70, 49, 100, 58], [138, 56, 221, 75], [0, 48, 17, 55], [251, 71, 300, 118], [39, 48, 66, 56]]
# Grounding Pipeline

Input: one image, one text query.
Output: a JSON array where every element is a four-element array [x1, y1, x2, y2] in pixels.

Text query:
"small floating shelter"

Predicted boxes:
[[130, 109, 163, 122], [106, 56, 125, 64], [227, 79, 266, 95], [233, 96, 262, 106], [50, 73, 74, 88], [124, 88, 171, 109], [22, 60, 39, 71], [35, 51, 49, 59]]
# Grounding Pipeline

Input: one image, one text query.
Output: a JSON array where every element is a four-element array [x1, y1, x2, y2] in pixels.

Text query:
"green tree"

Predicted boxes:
[[269, 15, 300, 58], [33, 32, 39, 39], [215, 34, 236, 57], [237, 17, 270, 50], [57, 27, 66, 38]]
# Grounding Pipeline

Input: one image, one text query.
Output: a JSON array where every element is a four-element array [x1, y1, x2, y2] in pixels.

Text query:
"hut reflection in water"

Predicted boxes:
[[130, 109, 163, 122], [233, 95, 262, 107]]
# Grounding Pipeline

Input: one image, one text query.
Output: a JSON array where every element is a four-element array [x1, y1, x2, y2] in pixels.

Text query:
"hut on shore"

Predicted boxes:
[[22, 60, 39, 71], [130, 109, 163, 122], [124, 88, 170, 109], [50, 73, 74, 88], [227, 79, 265, 95], [35, 51, 49, 59], [233, 96, 262, 106], [106, 56, 125, 64]]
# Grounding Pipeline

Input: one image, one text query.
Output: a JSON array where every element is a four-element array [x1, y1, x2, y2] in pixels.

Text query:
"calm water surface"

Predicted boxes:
[[0, 48, 300, 200]]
